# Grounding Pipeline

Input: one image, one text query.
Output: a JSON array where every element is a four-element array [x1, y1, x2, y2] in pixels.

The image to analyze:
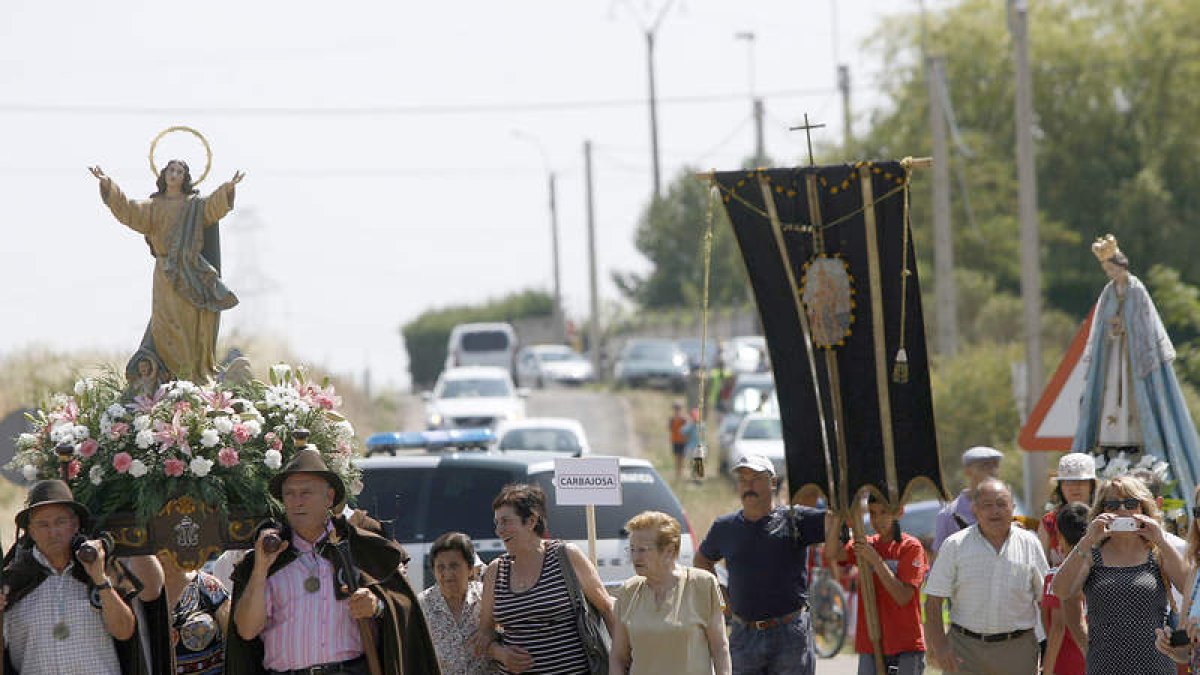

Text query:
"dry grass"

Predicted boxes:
[[616, 387, 741, 538]]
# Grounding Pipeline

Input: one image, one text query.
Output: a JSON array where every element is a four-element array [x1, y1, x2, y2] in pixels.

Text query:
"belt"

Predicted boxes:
[[269, 655, 366, 675], [731, 606, 806, 630], [951, 624, 1032, 643]]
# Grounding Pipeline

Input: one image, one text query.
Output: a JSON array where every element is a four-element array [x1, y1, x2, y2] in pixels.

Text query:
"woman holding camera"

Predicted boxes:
[[1052, 476, 1189, 674]]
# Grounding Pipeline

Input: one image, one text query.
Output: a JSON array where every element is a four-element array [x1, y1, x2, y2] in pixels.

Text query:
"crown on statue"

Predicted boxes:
[[1091, 234, 1121, 263]]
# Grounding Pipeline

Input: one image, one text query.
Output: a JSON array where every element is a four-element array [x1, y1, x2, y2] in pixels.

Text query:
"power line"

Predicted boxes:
[[0, 86, 843, 118]]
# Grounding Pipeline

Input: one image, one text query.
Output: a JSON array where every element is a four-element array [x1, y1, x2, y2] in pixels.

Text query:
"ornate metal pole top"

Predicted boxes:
[[789, 113, 826, 167]]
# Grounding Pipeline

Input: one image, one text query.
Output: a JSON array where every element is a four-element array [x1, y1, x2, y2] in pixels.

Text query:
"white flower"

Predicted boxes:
[[213, 417, 234, 435], [200, 428, 220, 448], [264, 449, 283, 470], [328, 454, 347, 473], [22, 464, 38, 482], [334, 421, 355, 440], [242, 419, 262, 438], [349, 478, 363, 496], [1135, 454, 1158, 470], [133, 415, 152, 432], [74, 378, 94, 396], [284, 413, 298, 428], [271, 363, 292, 382], [135, 429, 155, 449], [16, 433, 37, 449], [89, 465, 105, 486], [128, 460, 149, 478], [105, 404, 126, 420], [49, 422, 74, 445], [73, 425, 89, 441], [189, 457, 214, 478]]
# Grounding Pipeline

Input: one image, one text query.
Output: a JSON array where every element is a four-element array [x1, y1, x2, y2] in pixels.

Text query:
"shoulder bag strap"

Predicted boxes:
[[557, 542, 586, 609]]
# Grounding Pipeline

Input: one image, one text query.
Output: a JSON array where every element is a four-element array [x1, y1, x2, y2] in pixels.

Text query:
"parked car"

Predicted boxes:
[[515, 344, 595, 388], [898, 499, 942, 552], [494, 417, 592, 457], [613, 338, 690, 391], [353, 453, 696, 590], [723, 413, 785, 476], [716, 371, 774, 415], [444, 322, 519, 375], [676, 338, 720, 371], [423, 366, 527, 430], [722, 335, 769, 374]]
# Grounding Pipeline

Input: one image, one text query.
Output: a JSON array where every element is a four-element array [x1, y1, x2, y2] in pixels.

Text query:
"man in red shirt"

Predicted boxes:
[[826, 494, 928, 674]]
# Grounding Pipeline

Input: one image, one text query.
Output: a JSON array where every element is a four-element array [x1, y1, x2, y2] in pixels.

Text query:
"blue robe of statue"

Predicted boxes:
[[1072, 274, 1200, 507]]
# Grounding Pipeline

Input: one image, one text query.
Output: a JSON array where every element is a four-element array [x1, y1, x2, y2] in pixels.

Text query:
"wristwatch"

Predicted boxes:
[[93, 577, 113, 591]]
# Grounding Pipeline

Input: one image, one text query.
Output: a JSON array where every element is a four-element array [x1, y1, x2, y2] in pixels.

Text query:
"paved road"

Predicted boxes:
[[401, 386, 639, 457]]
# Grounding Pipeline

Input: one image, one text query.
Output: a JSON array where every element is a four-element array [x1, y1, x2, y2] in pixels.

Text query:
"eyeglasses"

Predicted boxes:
[[1102, 497, 1142, 512], [625, 545, 658, 556]]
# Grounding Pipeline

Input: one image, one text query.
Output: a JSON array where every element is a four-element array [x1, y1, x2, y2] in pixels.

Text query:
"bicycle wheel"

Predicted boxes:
[[809, 574, 848, 658]]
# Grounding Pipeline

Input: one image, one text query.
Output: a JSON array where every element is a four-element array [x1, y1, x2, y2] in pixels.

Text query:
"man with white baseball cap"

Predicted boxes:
[[933, 446, 1003, 552], [695, 453, 836, 674]]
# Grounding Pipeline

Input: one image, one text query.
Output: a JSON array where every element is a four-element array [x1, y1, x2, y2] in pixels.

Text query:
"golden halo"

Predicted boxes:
[[148, 126, 212, 186]]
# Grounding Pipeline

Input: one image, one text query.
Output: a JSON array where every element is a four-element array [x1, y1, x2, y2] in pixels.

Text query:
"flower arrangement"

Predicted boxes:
[[8, 363, 362, 524]]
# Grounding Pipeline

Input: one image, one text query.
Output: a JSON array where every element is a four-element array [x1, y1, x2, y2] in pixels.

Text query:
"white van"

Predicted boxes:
[[444, 323, 519, 375]]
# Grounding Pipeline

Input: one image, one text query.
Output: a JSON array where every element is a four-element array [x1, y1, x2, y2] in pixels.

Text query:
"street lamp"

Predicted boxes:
[[511, 130, 564, 341], [734, 30, 764, 166]]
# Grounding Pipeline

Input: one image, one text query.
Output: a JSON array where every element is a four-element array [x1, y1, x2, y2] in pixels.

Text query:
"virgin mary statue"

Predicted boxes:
[[90, 161, 244, 384], [1072, 234, 1200, 504]]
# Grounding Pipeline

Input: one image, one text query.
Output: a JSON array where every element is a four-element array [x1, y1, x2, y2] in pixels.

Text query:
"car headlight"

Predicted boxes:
[[426, 412, 443, 428]]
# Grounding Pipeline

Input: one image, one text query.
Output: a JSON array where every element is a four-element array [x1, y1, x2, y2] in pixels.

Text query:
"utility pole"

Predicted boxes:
[[927, 55, 958, 357], [584, 140, 602, 377], [645, 30, 662, 199], [753, 98, 765, 166], [547, 172, 564, 341], [838, 64, 852, 151], [1009, 0, 1048, 513]]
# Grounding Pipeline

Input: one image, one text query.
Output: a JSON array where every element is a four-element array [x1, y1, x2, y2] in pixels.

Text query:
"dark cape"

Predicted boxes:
[[224, 517, 440, 675], [1, 541, 151, 675]]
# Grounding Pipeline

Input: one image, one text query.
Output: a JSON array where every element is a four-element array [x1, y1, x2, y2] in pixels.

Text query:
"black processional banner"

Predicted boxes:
[[714, 161, 946, 508]]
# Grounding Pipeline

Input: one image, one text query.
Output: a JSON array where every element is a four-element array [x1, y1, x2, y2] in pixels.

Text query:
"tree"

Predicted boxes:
[[852, 0, 1200, 321], [613, 166, 752, 310]]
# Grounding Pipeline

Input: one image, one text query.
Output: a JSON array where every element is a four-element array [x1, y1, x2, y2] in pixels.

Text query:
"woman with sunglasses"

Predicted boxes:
[[1153, 485, 1200, 670], [1052, 476, 1189, 674]]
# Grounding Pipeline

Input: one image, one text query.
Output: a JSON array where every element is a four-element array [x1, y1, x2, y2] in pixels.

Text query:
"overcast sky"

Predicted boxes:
[[0, 0, 933, 391]]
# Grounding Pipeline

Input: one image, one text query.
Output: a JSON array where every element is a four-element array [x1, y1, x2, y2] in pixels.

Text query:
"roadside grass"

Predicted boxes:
[[615, 387, 740, 539]]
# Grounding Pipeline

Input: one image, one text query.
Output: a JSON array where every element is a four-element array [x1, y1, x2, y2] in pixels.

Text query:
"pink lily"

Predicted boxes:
[[133, 387, 167, 414], [202, 390, 236, 414], [153, 410, 192, 456]]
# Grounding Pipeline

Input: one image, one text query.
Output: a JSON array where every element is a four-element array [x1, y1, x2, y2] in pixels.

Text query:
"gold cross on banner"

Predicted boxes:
[[789, 113, 825, 166]]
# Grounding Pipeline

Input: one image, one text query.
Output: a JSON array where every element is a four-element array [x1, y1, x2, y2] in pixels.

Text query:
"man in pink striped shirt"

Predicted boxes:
[[225, 449, 440, 675]]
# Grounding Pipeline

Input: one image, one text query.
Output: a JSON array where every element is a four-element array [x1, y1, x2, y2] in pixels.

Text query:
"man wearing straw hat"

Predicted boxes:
[[0, 479, 138, 674], [225, 448, 439, 675]]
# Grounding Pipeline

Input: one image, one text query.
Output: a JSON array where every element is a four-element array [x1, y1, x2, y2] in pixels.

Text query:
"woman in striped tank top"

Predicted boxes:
[[476, 484, 616, 674]]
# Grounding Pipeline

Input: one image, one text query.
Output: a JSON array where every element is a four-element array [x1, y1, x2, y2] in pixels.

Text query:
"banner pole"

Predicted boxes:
[[586, 504, 598, 566]]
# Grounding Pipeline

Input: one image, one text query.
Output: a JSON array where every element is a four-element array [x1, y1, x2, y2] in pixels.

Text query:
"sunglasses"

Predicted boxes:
[[1102, 497, 1142, 512]]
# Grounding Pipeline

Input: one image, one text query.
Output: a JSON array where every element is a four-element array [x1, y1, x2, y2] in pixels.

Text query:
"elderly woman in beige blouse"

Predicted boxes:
[[89, 160, 243, 382], [610, 511, 731, 675]]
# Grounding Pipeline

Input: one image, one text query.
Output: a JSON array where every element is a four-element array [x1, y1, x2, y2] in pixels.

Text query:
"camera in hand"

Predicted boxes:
[[1108, 516, 1140, 532], [1170, 628, 1190, 647], [261, 531, 283, 554], [70, 533, 99, 564]]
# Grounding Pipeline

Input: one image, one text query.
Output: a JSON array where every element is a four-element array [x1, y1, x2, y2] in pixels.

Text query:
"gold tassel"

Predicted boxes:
[[892, 348, 909, 384]]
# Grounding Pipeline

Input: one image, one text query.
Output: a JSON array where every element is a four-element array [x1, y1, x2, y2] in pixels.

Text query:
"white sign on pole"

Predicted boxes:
[[553, 457, 622, 506]]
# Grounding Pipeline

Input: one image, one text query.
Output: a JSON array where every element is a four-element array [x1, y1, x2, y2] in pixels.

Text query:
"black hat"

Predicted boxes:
[[15, 479, 91, 531], [268, 448, 346, 505]]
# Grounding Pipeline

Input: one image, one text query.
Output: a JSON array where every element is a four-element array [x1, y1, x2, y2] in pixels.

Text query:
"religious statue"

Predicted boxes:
[[88, 128, 244, 385], [1072, 234, 1200, 501]]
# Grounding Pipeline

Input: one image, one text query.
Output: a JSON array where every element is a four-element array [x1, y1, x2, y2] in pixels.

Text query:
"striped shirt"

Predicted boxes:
[[493, 540, 589, 674], [261, 527, 364, 670]]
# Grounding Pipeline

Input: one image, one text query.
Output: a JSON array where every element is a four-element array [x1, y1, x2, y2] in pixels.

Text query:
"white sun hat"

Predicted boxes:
[[1053, 453, 1097, 481]]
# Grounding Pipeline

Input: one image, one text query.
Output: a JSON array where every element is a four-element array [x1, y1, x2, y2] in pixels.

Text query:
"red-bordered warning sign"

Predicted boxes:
[[1018, 307, 1095, 452]]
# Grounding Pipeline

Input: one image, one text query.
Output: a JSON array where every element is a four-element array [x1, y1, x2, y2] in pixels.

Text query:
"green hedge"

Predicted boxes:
[[401, 290, 553, 388]]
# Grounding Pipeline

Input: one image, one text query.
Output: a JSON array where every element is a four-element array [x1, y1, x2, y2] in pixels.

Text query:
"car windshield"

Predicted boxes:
[[438, 377, 512, 398], [532, 467, 688, 540], [539, 351, 581, 363], [461, 331, 510, 351], [499, 428, 582, 453], [355, 465, 523, 543], [627, 342, 676, 360], [741, 418, 782, 440]]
